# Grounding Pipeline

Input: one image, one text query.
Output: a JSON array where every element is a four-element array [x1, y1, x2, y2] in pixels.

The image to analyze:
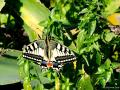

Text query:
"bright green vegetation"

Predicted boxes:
[[0, 0, 120, 90]]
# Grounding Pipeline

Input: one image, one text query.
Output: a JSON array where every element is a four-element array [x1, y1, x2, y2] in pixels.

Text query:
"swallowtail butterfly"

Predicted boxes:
[[23, 37, 76, 71]]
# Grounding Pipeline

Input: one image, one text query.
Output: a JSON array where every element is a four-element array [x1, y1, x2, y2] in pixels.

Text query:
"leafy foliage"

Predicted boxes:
[[0, 0, 120, 90]]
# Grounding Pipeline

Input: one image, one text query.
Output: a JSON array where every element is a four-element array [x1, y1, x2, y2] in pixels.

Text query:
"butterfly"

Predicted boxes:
[[22, 37, 76, 71]]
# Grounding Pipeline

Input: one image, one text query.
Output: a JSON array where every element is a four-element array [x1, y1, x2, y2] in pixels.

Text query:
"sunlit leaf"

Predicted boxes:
[[96, 65, 105, 74], [55, 77, 60, 90], [0, 14, 8, 27], [111, 62, 120, 69], [104, 59, 111, 69], [104, 32, 116, 42], [23, 77, 32, 90], [0, 0, 5, 11], [76, 30, 86, 53], [20, 0, 50, 38], [76, 66, 93, 90], [61, 78, 72, 90], [103, 0, 120, 17], [23, 23, 38, 42], [88, 20, 96, 36]]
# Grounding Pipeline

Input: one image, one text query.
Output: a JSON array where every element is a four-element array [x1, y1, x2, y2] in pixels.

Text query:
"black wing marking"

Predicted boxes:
[[23, 53, 43, 62], [55, 55, 76, 63]]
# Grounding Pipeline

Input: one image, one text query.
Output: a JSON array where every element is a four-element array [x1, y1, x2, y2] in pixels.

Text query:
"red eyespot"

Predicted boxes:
[[47, 61, 53, 68]]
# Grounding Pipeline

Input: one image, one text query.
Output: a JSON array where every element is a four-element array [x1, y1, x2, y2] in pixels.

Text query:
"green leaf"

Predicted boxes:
[[35, 83, 44, 90], [23, 23, 38, 42], [111, 62, 120, 69], [0, 14, 8, 27], [23, 77, 32, 90], [105, 70, 112, 83], [31, 79, 44, 90], [76, 73, 93, 90], [104, 59, 111, 69], [0, 0, 5, 11], [61, 77, 72, 90], [88, 20, 96, 36], [102, 0, 120, 17], [96, 51, 102, 65], [79, 8, 89, 14], [95, 59, 113, 87], [55, 77, 60, 90], [96, 59, 111, 74], [112, 51, 119, 61], [76, 30, 86, 53], [97, 70, 112, 88], [50, 0, 71, 25], [99, 78, 106, 88], [84, 34, 99, 44], [20, 0, 50, 38], [0, 49, 21, 85], [96, 65, 105, 74], [104, 32, 116, 42], [82, 55, 89, 66]]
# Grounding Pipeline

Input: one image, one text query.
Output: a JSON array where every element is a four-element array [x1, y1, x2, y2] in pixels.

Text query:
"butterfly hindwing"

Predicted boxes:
[[50, 40, 76, 63]]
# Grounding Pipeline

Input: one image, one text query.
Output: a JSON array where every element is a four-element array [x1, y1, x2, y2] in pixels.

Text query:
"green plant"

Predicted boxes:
[[0, 0, 120, 90]]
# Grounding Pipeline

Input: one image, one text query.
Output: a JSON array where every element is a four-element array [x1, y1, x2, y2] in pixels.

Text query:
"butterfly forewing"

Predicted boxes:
[[23, 40, 45, 62]]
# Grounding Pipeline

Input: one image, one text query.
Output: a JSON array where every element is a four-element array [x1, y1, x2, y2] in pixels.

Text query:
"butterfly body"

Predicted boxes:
[[23, 38, 76, 71]]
